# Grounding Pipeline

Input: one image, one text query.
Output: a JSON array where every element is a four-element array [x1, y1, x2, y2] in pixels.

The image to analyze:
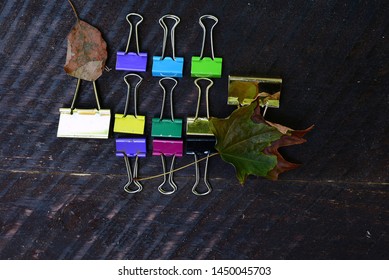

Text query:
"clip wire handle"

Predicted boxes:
[[191, 15, 222, 78], [123, 73, 143, 117], [158, 77, 177, 122], [193, 78, 213, 120], [152, 14, 183, 77], [158, 154, 178, 195], [191, 153, 212, 196], [124, 13, 143, 54], [121, 152, 143, 194], [116, 13, 147, 71], [70, 78, 101, 113], [198, 15, 218, 60], [159, 14, 180, 60]]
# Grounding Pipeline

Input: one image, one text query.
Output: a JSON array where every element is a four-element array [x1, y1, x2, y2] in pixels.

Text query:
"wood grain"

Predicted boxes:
[[0, 0, 388, 259]]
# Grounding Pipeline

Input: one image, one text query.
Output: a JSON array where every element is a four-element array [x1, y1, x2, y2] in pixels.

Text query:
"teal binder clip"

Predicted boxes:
[[191, 15, 222, 78], [152, 15, 184, 77], [151, 78, 182, 138]]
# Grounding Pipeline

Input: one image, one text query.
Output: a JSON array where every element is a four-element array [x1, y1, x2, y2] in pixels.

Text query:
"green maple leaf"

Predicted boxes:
[[209, 101, 313, 184]]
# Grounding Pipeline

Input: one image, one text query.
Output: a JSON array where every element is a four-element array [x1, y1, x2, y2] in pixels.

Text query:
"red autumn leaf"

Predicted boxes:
[[251, 103, 314, 180], [209, 100, 313, 184], [64, 20, 107, 81]]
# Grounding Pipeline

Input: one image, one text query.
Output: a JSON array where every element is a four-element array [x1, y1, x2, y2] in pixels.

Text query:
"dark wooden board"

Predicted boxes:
[[0, 0, 388, 259]]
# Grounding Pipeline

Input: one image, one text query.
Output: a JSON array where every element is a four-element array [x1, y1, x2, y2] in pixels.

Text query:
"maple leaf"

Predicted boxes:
[[64, 20, 107, 81], [209, 101, 313, 184]]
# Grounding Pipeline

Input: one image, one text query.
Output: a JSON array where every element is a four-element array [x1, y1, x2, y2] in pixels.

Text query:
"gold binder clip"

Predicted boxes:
[[57, 79, 111, 139], [228, 76, 282, 115], [186, 78, 214, 136]]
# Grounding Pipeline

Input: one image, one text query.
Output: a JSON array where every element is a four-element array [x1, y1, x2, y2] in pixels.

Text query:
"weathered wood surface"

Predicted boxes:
[[0, 0, 388, 259]]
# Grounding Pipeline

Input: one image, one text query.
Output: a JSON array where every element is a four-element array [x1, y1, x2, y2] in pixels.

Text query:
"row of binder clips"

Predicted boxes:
[[57, 74, 218, 196], [57, 13, 283, 196], [116, 13, 222, 78]]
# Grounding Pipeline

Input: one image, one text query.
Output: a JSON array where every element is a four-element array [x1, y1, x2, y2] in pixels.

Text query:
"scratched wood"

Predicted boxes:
[[0, 0, 388, 259]]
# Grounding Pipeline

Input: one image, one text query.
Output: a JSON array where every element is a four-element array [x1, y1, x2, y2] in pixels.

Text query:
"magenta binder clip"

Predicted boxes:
[[152, 139, 183, 195], [116, 13, 147, 72], [115, 138, 146, 194], [115, 138, 146, 157], [152, 139, 183, 157]]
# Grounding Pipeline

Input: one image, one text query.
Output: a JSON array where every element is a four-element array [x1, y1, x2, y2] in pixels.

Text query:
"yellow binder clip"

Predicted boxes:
[[57, 79, 111, 139], [114, 73, 145, 135]]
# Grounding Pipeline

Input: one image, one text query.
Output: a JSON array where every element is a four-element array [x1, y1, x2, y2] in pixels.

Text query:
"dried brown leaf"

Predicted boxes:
[[64, 20, 107, 81]]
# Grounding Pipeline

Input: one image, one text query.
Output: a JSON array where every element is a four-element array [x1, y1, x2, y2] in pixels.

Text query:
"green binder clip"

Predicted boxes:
[[191, 15, 222, 78], [57, 78, 111, 139], [151, 77, 182, 138], [114, 73, 145, 135], [186, 78, 214, 136]]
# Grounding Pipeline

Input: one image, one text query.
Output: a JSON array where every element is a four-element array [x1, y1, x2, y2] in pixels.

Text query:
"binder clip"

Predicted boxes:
[[185, 138, 216, 196], [185, 78, 216, 195], [151, 78, 182, 138], [228, 76, 282, 115], [116, 138, 146, 193], [152, 139, 183, 195], [114, 74, 145, 135], [191, 15, 222, 78], [186, 78, 214, 136], [116, 13, 147, 72], [152, 14, 184, 77], [57, 78, 111, 139]]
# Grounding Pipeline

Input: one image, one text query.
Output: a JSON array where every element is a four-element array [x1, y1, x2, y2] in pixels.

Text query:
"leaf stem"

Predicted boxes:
[[135, 153, 219, 181], [67, 0, 79, 21]]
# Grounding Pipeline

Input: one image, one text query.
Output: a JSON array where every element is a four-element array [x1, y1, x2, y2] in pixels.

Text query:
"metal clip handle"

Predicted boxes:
[[158, 154, 178, 195], [158, 77, 178, 122], [193, 78, 213, 120], [123, 73, 143, 117], [158, 14, 180, 60], [121, 153, 143, 194], [70, 78, 101, 113], [199, 15, 218, 60], [191, 153, 212, 196], [124, 13, 143, 54]]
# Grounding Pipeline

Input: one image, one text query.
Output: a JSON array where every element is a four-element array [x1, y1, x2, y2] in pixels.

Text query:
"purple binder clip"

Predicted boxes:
[[115, 13, 147, 72], [152, 139, 183, 157], [116, 138, 146, 157], [115, 138, 145, 194]]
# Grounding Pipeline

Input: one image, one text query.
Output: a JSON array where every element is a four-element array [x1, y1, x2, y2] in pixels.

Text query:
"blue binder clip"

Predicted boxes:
[[116, 13, 147, 72], [116, 138, 147, 194], [152, 14, 184, 77]]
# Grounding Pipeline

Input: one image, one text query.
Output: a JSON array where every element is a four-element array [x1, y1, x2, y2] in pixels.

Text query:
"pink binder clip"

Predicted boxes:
[[152, 139, 183, 195]]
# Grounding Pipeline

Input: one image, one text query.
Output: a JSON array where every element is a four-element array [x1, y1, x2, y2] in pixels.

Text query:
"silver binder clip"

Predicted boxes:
[[157, 154, 178, 195], [57, 78, 111, 139], [120, 151, 143, 193]]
